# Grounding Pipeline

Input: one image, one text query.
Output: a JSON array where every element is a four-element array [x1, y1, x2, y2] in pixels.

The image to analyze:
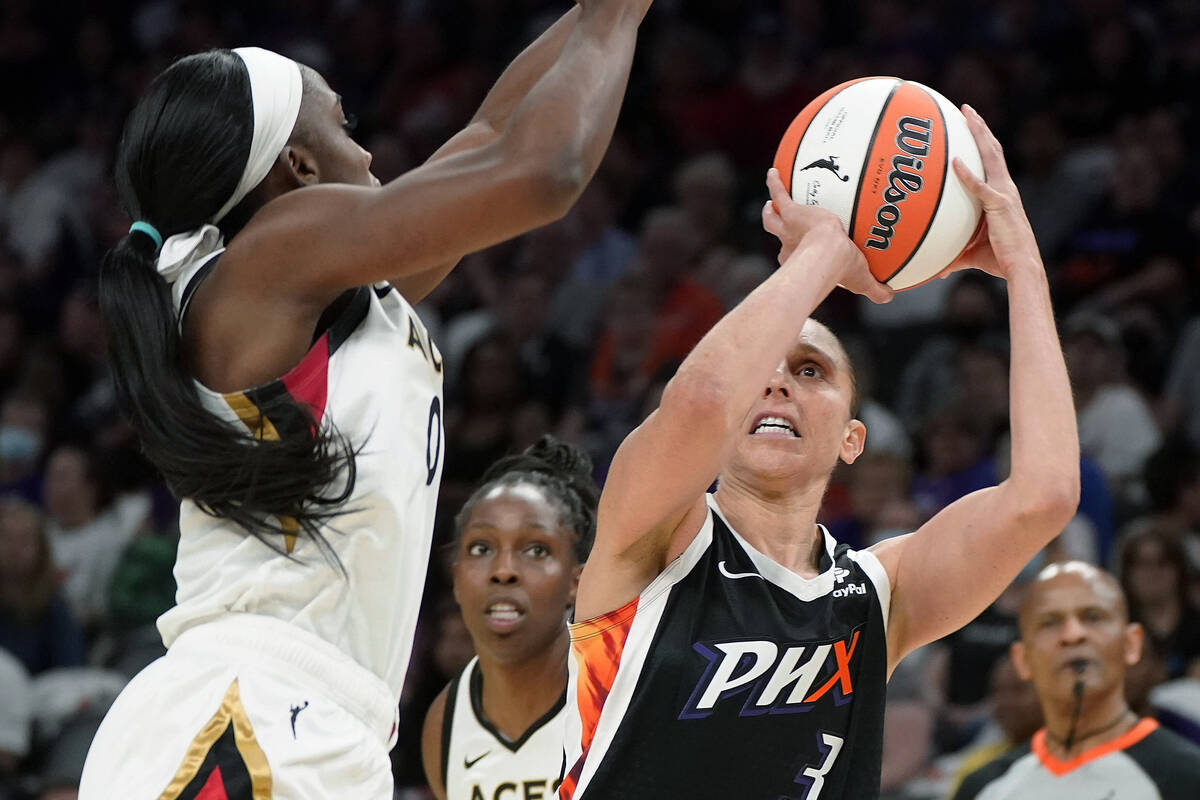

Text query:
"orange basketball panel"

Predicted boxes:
[[848, 82, 947, 282]]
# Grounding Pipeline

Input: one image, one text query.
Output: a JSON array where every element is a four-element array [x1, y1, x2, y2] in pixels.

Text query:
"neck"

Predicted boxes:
[[1042, 684, 1138, 761], [713, 474, 826, 576], [475, 631, 569, 742]]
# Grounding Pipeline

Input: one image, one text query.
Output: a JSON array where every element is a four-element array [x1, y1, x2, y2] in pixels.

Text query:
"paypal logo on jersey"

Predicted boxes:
[[678, 630, 861, 720]]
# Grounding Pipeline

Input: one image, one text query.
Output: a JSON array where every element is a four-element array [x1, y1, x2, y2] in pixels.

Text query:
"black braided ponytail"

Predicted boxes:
[[454, 435, 598, 562]]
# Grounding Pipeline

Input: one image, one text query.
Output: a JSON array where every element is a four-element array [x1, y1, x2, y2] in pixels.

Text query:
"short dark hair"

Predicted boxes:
[[454, 436, 599, 563]]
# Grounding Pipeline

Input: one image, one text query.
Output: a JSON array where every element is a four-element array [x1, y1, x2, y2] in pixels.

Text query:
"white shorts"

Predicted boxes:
[[79, 614, 400, 800]]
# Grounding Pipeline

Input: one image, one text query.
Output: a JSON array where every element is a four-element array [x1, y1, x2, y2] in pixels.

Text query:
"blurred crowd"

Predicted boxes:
[[1, 0, 1199, 798]]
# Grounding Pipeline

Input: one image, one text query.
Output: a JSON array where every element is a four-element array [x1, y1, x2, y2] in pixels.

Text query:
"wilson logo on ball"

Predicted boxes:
[[773, 77, 983, 290], [863, 116, 933, 252]]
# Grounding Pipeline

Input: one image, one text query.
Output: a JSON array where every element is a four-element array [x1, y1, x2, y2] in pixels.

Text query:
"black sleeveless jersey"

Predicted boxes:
[[561, 494, 891, 800]]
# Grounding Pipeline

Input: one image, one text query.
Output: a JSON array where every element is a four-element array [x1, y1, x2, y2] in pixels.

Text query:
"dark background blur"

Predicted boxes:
[[1, 1, 1199, 798]]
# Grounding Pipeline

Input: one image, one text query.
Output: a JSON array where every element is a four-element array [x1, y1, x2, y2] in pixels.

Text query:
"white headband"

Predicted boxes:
[[156, 47, 303, 308]]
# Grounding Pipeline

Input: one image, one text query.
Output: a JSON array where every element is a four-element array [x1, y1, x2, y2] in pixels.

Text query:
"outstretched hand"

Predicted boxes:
[[762, 168, 893, 304], [945, 105, 1042, 281]]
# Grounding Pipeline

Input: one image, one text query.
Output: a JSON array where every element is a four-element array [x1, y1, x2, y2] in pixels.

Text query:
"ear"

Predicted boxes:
[[283, 143, 319, 186], [1124, 621, 1145, 667], [839, 418, 867, 465], [1010, 641, 1033, 681]]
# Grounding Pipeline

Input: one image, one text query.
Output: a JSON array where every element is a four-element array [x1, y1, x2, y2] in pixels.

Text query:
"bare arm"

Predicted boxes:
[[421, 687, 449, 800], [230, 0, 648, 309], [872, 106, 1080, 672], [576, 176, 892, 619], [391, 7, 582, 302]]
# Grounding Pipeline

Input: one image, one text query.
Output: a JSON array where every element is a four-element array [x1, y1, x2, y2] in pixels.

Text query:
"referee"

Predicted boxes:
[[954, 561, 1200, 800]]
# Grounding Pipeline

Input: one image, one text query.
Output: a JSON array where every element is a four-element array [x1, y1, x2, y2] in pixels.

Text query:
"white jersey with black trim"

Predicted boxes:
[[157, 269, 445, 702], [443, 657, 567, 800]]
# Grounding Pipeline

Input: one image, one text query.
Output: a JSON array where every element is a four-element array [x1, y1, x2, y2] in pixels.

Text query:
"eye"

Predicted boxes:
[[526, 543, 550, 559], [796, 362, 821, 378], [342, 112, 358, 134], [466, 541, 490, 557]]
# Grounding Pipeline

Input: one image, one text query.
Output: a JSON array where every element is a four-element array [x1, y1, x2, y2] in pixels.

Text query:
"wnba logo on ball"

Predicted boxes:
[[774, 76, 982, 288], [863, 117, 932, 252]]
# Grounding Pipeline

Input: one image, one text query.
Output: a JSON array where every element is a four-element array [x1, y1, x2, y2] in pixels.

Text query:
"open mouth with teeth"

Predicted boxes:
[[751, 416, 800, 438], [484, 601, 525, 632]]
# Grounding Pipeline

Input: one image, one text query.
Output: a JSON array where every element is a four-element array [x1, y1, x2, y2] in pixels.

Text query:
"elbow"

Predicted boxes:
[[500, 132, 589, 223], [659, 367, 734, 428], [1009, 470, 1081, 533], [528, 148, 588, 220]]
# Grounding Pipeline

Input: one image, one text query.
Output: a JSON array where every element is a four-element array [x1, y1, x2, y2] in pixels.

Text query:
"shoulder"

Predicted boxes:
[[953, 744, 1031, 800], [1125, 726, 1200, 794], [421, 682, 455, 800]]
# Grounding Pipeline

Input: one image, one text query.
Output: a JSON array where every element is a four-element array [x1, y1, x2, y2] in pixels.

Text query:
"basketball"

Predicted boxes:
[[774, 77, 984, 290]]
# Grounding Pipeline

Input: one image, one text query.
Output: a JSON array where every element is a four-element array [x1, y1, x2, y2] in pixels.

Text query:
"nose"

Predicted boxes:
[[489, 549, 519, 585], [1059, 613, 1088, 645], [763, 363, 791, 399]]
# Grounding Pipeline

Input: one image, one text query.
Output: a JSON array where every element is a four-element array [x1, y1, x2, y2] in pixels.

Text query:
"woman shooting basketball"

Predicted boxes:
[[422, 437, 597, 800], [560, 106, 1080, 799], [79, 1, 653, 797]]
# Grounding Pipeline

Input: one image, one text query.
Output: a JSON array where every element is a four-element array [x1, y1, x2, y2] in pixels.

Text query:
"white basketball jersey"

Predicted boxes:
[[157, 270, 445, 700], [443, 657, 566, 800]]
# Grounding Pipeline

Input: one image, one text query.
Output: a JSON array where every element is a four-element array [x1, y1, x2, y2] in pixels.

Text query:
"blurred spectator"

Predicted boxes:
[[546, 177, 638, 350], [1118, 523, 1200, 679], [1012, 109, 1113, 258], [589, 207, 723, 413], [1162, 317, 1200, 450], [672, 151, 737, 254], [1141, 441, 1200, 545], [1062, 310, 1161, 493], [0, 497, 84, 676], [684, 13, 816, 167], [825, 452, 917, 551], [937, 568, 1032, 752], [0, 392, 48, 501], [0, 648, 31, 800], [439, 334, 544, 524], [944, 658, 1043, 796], [956, 334, 1011, 448], [911, 403, 998, 518], [896, 273, 1006, 434], [842, 337, 912, 460], [42, 445, 148, 630]]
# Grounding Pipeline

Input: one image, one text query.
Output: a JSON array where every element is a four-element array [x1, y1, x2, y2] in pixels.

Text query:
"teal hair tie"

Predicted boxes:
[[128, 221, 163, 253]]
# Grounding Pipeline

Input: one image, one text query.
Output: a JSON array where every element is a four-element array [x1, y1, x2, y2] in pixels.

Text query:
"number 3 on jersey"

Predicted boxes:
[[793, 732, 844, 800]]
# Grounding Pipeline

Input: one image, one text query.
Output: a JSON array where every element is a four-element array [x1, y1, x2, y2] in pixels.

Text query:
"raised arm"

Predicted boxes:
[[575, 175, 892, 619], [872, 106, 1080, 672], [232, 0, 648, 307], [391, 7, 583, 301]]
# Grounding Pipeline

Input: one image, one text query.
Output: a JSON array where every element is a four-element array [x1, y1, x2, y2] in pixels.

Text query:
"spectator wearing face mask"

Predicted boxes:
[[0, 392, 48, 503]]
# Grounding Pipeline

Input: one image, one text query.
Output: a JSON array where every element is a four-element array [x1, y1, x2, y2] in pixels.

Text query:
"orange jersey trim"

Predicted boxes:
[[560, 597, 640, 800], [1031, 717, 1158, 777]]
